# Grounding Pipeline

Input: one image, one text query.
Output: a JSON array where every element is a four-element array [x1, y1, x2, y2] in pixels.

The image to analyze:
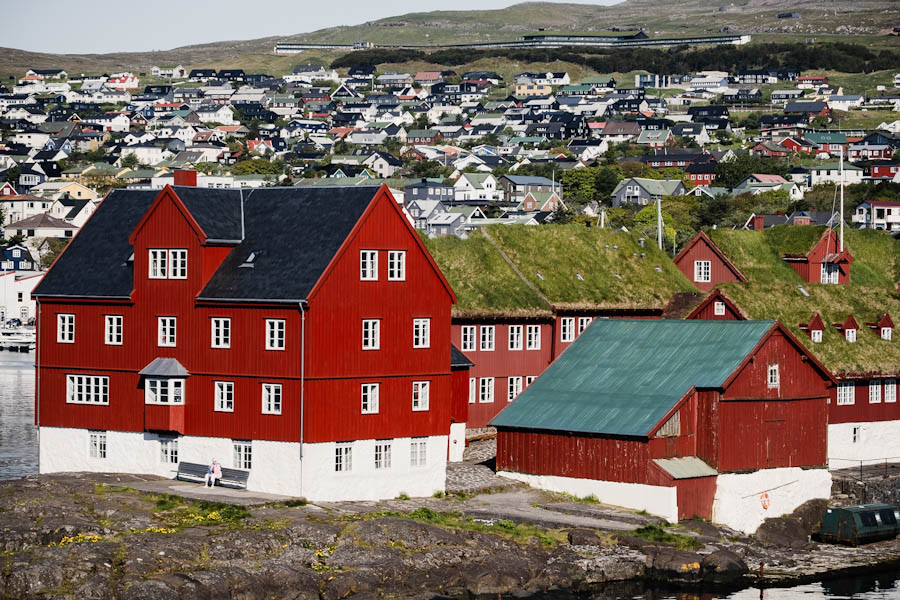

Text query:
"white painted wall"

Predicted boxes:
[[39, 427, 447, 501], [448, 422, 466, 463], [0, 272, 41, 321], [713, 467, 832, 534], [828, 421, 900, 470], [497, 471, 679, 523], [301, 436, 447, 502]]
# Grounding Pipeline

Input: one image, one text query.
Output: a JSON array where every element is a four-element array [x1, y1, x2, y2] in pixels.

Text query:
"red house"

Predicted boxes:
[[33, 183, 465, 501], [491, 319, 836, 533], [782, 229, 853, 285], [673, 231, 748, 291], [778, 136, 816, 155]]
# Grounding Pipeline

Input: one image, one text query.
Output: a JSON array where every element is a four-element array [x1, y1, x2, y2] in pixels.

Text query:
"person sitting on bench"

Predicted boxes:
[[204, 459, 222, 487]]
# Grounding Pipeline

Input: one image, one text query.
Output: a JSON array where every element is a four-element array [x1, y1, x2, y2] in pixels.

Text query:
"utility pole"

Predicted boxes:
[[657, 197, 663, 250], [839, 145, 844, 252]]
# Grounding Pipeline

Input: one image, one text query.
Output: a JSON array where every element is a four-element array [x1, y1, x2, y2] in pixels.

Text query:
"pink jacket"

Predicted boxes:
[[209, 463, 222, 478]]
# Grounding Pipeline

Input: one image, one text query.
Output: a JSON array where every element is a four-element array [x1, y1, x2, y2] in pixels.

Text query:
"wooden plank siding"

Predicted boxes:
[[673, 234, 745, 292], [828, 379, 900, 424]]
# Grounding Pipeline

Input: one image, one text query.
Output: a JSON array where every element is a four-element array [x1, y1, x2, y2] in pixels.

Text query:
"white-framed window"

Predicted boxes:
[[159, 437, 178, 464], [461, 325, 476, 352], [869, 380, 881, 404], [714, 301, 726, 316], [388, 250, 406, 281], [410, 438, 427, 467], [103, 315, 123, 345], [233, 440, 252, 469], [149, 249, 168, 279], [145, 378, 184, 405], [560, 317, 575, 343], [508, 376, 523, 402], [157, 316, 176, 347], [169, 249, 187, 279], [211, 317, 230, 348], [694, 260, 711, 283], [767, 364, 779, 389], [820, 263, 839, 285], [526, 375, 537, 386], [262, 383, 282, 415], [360, 250, 378, 281], [479, 377, 494, 403], [361, 383, 379, 414], [362, 319, 380, 350], [480, 325, 495, 351], [468, 377, 477, 404], [214, 381, 234, 412], [412, 380, 430, 411], [266, 319, 285, 350], [89, 431, 107, 459], [846, 328, 857, 343], [837, 381, 855, 405], [508, 325, 523, 351], [811, 329, 823, 343], [335, 442, 352, 472], [885, 379, 897, 403], [67, 375, 110, 405], [413, 318, 430, 348], [374, 441, 391, 470], [882, 327, 893, 341], [578, 317, 592, 334], [526, 325, 541, 350], [57, 313, 74, 343], [149, 249, 187, 279]]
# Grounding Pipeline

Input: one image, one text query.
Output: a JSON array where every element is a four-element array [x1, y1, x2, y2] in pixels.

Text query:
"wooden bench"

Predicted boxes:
[[176, 462, 250, 489]]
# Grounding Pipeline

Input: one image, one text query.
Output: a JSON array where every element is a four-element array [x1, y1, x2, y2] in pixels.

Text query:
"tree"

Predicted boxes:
[[2, 165, 19, 185], [550, 204, 573, 224], [697, 194, 734, 228], [120, 153, 140, 169], [232, 158, 283, 176], [714, 153, 790, 188]]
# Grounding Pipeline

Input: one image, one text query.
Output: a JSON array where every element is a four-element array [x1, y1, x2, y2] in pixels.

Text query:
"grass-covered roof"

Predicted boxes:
[[708, 225, 900, 376], [423, 225, 696, 316]]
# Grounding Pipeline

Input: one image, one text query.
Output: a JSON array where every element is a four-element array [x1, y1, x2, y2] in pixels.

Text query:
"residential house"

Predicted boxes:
[[852, 200, 900, 231], [611, 178, 686, 208], [4, 212, 79, 240], [808, 162, 864, 186], [32, 183, 467, 500], [0, 244, 37, 272], [673, 232, 748, 291], [454, 173, 502, 204], [781, 228, 853, 285], [0, 270, 43, 323], [499, 175, 562, 205]]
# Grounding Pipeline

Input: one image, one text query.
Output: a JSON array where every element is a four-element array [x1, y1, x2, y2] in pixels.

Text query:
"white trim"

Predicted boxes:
[[412, 380, 430, 411], [214, 380, 235, 412], [714, 301, 726, 316], [360, 250, 378, 281], [261, 382, 282, 415], [693, 260, 711, 283], [508, 325, 523, 351], [157, 316, 176, 347], [104, 314, 123, 345], [57, 313, 74, 343], [461, 325, 476, 352], [211, 317, 231, 349], [361, 382, 379, 414], [560, 317, 575, 343], [836, 381, 854, 405], [67, 374, 109, 405], [526, 324, 541, 350], [266, 318, 285, 350], [413, 318, 430, 349], [145, 378, 184, 405], [479, 377, 494, 403], [387, 250, 406, 281], [480, 325, 495, 351], [362, 319, 380, 350]]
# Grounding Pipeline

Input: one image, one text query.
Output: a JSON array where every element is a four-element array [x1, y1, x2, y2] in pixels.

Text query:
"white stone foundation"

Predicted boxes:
[[38, 427, 447, 501], [827, 421, 900, 470], [713, 467, 832, 534], [448, 422, 466, 463], [497, 471, 679, 523]]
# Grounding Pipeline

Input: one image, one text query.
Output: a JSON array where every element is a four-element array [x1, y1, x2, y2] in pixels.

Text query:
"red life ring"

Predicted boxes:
[[761, 492, 770, 510]]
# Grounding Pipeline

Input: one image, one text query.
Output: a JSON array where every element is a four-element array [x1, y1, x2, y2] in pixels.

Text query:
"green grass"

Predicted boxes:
[[422, 231, 551, 316], [404, 507, 565, 546], [630, 523, 702, 550], [488, 224, 697, 309]]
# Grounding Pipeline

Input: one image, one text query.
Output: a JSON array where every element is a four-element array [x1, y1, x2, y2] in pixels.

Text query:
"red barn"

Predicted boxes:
[[492, 319, 836, 533], [33, 184, 465, 501], [782, 229, 852, 284], [673, 231, 748, 291]]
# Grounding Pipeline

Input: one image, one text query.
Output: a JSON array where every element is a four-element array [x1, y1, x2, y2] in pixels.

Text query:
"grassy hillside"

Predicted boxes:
[[1, 1, 897, 81]]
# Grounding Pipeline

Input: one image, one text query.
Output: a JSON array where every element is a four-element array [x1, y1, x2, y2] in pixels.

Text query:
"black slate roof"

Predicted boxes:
[[450, 344, 474, 369], [33, 189, 158, 298], [35, 186, 382, 301]]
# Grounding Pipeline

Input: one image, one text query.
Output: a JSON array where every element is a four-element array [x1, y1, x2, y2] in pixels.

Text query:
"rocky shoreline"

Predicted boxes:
[[2, 471, 900, 599]]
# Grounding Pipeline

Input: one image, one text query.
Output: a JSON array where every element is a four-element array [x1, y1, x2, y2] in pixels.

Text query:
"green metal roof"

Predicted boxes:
[[490, 319, 775, 437]]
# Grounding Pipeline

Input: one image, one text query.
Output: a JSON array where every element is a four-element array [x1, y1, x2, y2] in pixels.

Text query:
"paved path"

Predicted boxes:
[[124, 479, 298, 507]]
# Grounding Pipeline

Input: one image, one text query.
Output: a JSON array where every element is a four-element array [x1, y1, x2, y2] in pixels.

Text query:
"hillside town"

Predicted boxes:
[[1, 53, 899, 538]]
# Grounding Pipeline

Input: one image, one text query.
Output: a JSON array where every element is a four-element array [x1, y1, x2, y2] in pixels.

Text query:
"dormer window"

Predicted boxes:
[[811, 329, 823, 343], [882, 327, 892, 341], [846, 328, 857, 343], [149, 249, 187, 279]]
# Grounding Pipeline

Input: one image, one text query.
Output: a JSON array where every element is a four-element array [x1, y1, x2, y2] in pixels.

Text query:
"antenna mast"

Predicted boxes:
[[657, 197, 663, 250], [839, 147, 844, 252]]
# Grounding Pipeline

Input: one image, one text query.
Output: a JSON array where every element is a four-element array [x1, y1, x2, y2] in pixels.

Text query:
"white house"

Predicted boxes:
[[4, 213, 79, 241], [809, 162, 864, 186], [454, 173, 502, 202], [0, 271, 43, 323], [194, 105, 235, 125]]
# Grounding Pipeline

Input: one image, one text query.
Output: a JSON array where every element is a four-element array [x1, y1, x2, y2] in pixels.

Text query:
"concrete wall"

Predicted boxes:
[[448, 422, 466, 463], [713, 467, 832, 534], [828, 421, 900, 470], [39, 427, 447, 501], [497, 470, 679, 523]]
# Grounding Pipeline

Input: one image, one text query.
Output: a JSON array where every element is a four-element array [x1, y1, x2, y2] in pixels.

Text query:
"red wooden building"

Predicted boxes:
[[782, 229, 853, 285], [491, 319, 836, 533], [673, 232, 748, 292], [33, 183, 468, 501]]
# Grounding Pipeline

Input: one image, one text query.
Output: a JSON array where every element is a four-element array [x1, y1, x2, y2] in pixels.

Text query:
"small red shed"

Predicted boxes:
[[673, 231, 748, 291], [782, 229, 853, 285]]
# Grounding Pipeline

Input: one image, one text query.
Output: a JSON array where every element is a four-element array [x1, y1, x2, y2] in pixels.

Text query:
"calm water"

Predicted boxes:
[[0, 350, 37, 479], [0, 356, 895, 597]]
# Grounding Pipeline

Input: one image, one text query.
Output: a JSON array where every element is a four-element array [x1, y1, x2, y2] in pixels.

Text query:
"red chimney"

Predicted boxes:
[[753, 215, 765, 230], [174, 169, 197, 187]]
